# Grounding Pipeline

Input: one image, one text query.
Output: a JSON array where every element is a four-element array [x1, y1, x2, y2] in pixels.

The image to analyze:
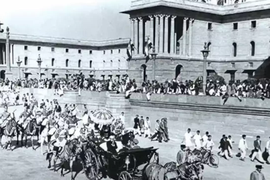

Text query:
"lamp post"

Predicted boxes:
[[16, 56, 22, 79], [201, 44, 210, 95], [37, 54, 42, 80], [150, 46, 158, 80]]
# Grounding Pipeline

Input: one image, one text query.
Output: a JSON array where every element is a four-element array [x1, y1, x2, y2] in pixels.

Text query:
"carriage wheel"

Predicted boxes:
[[209, 154, 219, 168], [118, 171, 132, 180], [84, 150, 102, 180]]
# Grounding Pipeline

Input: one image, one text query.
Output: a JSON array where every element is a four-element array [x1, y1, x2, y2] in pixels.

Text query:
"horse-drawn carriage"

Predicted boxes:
[[81, 140, 159, 180]]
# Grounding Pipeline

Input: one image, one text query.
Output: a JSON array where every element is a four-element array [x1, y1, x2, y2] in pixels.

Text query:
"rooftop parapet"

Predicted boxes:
[[0, 33, 130, 47], [127, 0, 270, 15]]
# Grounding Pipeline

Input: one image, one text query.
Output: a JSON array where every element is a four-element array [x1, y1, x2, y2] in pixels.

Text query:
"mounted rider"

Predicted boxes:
[[0, 105, 14, 147], [18, 105, 34, 129]]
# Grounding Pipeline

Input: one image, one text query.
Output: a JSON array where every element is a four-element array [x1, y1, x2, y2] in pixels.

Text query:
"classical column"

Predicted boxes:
[[134, 18, 139, 54], [138, 17, 144, 54], [159, 14, 165, 53], [130, 18, 135, 44], [182, 17, 188, 56], [154, 15, 159, 52], [164, 15, 169, 54], [170, 16, 176, 54], [188, 19, 194, 57], [149, 16, 154, 45], [174, 33, 177, 54], [5, 27, 12, 80]]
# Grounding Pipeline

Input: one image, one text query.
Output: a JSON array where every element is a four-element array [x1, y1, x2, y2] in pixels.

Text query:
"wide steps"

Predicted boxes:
[[130, 100, 270, 117]]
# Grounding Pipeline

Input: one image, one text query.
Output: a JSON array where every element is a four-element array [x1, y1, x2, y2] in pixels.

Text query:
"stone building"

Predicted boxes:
[[0, 34, 129, 80], [1, 0, 270, 84], [122, 0, 270, 84]]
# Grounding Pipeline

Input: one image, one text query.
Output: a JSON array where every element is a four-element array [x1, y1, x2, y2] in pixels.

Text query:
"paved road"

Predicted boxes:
[[0, 106, 269, 180]]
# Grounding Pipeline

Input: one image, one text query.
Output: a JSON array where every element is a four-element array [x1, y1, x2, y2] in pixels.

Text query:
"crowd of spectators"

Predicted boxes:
[[1, 73, 270, 100]]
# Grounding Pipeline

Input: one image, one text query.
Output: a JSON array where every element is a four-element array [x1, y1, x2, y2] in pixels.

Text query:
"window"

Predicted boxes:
[[207, 23, 212, 30], [233, 42, 237, 57], [66, 59, 69, 67], [231, 62, 235, 68], [24, 46, 28, 50], [233, 23, 238, 30], [251, 41, 255, 56], [103, 60, 105, 68], [103, 51, 105, 54], [51, 58, 55, 66], [251, 21, 256, 28], [111, 50, 113, 54], [118, 49, 121, 53], [24, 57, 28, 65], [249, 62, 254, 68], [78, 49, 81, 54], [37, 47, 41, 51], [230, 72, 235, 82], [101, 75, 105, 81], [51, 47, 55, 52], [66, 49, 69, 53], [78, 60, 81, 68], [89, 50, 92, 54], [89, 60, 92, 68], [110, 60, 113, 67]]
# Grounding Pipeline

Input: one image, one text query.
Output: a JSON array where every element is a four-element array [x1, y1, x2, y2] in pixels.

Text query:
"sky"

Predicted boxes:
[[0, 0, 131, 41]]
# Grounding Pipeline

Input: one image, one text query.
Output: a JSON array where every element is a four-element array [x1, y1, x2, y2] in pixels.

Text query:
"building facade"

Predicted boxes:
[[122, 0, 270, 84], [0, 34, 129, 80], [1, 0, 270, 84]]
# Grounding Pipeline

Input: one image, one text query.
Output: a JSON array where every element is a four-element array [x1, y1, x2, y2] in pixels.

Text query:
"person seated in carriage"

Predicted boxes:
[[100, 124, 112, 140], [106, 135, 118, 155]]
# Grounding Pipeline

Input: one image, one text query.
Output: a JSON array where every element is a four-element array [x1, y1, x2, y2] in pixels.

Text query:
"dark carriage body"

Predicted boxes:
[[82, 141, 159, 180]]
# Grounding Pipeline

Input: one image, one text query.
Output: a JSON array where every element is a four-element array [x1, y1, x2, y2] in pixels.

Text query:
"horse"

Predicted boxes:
[[177, 162, 203, 180], [48, 138, 82, 180], [20, 118, 38, 149]]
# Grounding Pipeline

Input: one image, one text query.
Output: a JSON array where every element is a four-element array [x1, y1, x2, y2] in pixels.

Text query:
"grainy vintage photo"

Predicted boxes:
[[0, 0, 269, 179]]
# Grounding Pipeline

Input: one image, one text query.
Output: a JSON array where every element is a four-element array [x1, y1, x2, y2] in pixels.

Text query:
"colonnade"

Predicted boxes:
[[130, 15, 194, 56]]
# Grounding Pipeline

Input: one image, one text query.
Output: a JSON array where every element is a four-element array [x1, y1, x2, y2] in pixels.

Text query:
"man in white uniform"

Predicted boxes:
[[238, 134, 248, 161], [193, 130, 202, 149], [183, 128, 193, 149]]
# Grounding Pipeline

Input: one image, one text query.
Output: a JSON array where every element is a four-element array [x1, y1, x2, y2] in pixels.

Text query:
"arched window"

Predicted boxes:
[[233, 42, 237, 57], [78, 60, 81, 68], [24, 57, 28, 65], [51, 58, 55, 66], [89, 60, 92, 68], [251, 41, 255, 56], [66, 59, 69, 67]]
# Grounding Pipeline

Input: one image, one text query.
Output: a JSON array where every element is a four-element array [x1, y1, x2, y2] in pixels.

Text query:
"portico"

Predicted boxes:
[[128, 14, 194, 56]]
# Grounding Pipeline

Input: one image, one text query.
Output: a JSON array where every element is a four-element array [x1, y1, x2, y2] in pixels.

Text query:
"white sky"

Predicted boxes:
[[0, 0, 131, 40]]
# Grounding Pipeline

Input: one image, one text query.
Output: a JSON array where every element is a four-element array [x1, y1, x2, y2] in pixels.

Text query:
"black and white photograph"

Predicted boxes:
[[0, 0, 269, 179]]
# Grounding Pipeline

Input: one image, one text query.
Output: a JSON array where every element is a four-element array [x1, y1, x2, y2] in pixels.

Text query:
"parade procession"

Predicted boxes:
[[0, 86, 211, 180], [2, 0, 270, 179]]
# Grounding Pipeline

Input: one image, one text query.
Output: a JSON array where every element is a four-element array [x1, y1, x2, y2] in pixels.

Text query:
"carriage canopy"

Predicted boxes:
[[90, 109, 114, 125]]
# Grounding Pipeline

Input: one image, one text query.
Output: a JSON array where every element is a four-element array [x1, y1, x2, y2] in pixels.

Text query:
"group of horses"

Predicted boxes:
[[0, 102, 41, 151], [0, 100, 213, 180]]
